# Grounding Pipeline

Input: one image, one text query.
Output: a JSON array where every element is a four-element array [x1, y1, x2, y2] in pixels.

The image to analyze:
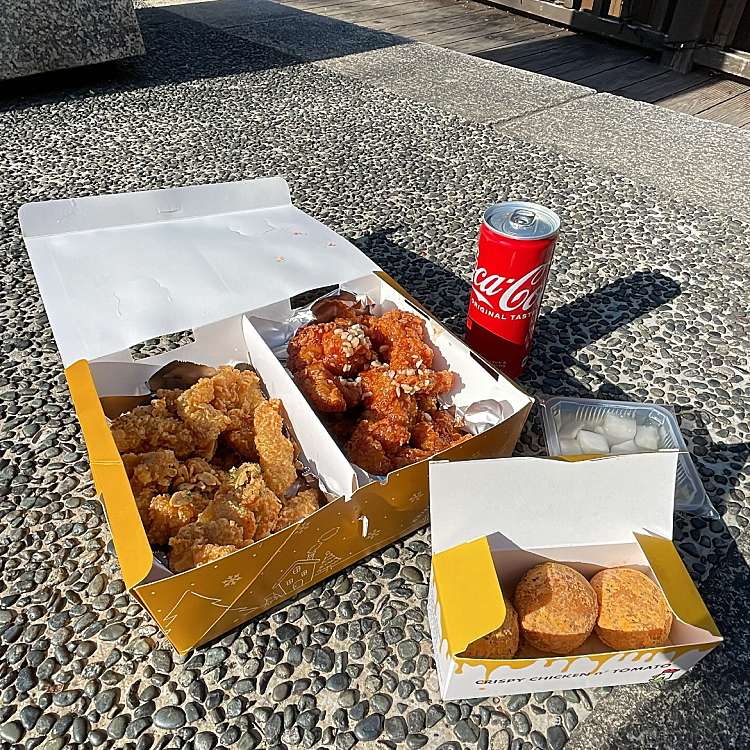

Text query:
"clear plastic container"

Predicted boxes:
[[540, 396, 717, 518]]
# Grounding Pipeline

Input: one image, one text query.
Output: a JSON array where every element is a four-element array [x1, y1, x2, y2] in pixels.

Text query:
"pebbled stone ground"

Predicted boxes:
[[0, 7, 748, 750]]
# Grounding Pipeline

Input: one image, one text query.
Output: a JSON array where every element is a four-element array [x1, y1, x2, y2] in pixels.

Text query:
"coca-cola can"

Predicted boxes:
[[465, 201, 560, 379]]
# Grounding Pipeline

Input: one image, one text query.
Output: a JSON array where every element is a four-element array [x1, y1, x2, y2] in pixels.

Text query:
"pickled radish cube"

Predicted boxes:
[[601, 413, 637, 443], [634, 424, 659, 450], [577, 430, 610, 454], [559, 438, 582, 455], [611, 440, 638, 454]]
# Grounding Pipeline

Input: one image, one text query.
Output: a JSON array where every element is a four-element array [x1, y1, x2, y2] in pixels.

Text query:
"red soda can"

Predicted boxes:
[[465, 201, 560, 379]]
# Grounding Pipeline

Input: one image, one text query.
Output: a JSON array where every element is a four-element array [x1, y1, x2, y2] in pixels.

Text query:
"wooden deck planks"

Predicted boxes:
[[574, 58, 670, 91], [614, 70, 714, 103], [657, 77, 750, 115], [511, 39, 624, 73], [409, 13, 538, 42], [272, 0, 750, 128], [695, 89, 750, 127]]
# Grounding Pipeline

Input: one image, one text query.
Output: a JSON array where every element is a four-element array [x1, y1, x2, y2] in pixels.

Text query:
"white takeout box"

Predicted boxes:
[[427, 453, 722, 698], [19, 177, 533, 651]]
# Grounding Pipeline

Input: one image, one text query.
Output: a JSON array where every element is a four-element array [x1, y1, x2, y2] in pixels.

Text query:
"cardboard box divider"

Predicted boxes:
[[427, 453, 722, 698], [19, 177, 533, 652]]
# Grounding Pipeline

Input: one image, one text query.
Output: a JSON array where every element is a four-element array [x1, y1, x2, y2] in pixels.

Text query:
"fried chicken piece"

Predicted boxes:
[[369, 311, 434, 370], [191, 544, 239, 568], [359, 369, 418, 451], [111, 391, 215, 459], [411, 411, 467, 453], [169, 517, 244, 572], [130, 455, 227, 545], [176, 377, 231, 440], [390, 336, 435, 372], [148, 490, 210, 546], [121, 449, 180, 513], [390, 447, 432, 469], [287, 324, 325, 372], [231, 463, 282, 540], [274, 488, 322, 531], [198, 485, 257, 542], [178, 366, 266, 459], [288, 305, 463, 474], [172, 457, 226, 489], [144, 457, 226, 545], [416, 394, 439, 412], [294, 362, 347, 413], [336, 377, 363, 409], [254, 400, 297, 498], [346, 420, 392, 475], [320, 320, 376, 376], [288, 320, 375, 377]]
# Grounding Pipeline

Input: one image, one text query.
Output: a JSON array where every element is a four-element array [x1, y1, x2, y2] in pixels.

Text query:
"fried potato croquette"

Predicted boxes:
[[591, 568, 672, 650], [254, 400, 297, 498], [514, 562, 598, 655], [463, 598, 520, 659]]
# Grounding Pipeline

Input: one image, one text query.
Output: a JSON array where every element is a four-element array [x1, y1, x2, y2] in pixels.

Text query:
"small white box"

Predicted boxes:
[[427, 453, 721, 698]]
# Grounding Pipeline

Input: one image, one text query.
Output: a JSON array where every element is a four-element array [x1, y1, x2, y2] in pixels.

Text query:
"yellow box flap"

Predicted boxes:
[[432, 537, 506, 655], [636, 533, 721, 638], [66, 359, 154, 589]]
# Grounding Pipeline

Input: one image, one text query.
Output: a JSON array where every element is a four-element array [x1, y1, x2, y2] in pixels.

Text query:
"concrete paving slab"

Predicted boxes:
[[497, 92, 750, 221], [164, 0, 302, 27], [1, 0, 144, 80], [227, 14, 593, 123], [224, 12, 411, 64]]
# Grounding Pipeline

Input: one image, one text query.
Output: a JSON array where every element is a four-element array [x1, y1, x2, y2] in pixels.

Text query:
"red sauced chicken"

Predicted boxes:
[[287, 302, 469, 474]]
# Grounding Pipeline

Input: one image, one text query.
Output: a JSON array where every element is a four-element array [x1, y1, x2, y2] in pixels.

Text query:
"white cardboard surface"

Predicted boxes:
[[429, 452, 679, 555], [19, 178, 378, 367]]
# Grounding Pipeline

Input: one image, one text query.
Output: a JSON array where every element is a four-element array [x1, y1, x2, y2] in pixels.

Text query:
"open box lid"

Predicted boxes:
[[19, 177, 379, 366], [429, 452, 679, 555]]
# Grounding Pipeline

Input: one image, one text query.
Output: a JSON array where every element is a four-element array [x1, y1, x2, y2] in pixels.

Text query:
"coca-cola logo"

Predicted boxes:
[[471, 263, 549, 312]]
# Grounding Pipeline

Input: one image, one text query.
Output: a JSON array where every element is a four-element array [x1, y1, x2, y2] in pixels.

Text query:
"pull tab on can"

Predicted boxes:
[[484, 201, 560, 241], [509, 208, 536, 228]]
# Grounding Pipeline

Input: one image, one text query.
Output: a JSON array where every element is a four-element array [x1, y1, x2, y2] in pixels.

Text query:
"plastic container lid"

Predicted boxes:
[[539, 395, 717, 518]]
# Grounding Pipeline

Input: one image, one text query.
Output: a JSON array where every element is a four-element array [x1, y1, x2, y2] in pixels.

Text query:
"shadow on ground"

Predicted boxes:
[[0, 5, 408, 111], [356, 226, 748, 524]]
